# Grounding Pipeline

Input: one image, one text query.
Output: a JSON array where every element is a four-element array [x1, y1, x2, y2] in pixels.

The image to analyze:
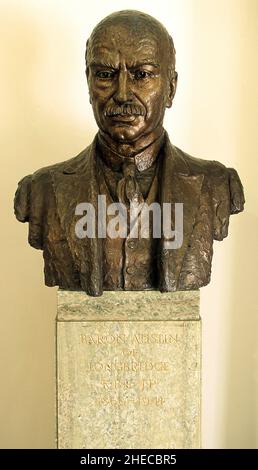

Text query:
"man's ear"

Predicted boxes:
[[166, 71, 178, 108]]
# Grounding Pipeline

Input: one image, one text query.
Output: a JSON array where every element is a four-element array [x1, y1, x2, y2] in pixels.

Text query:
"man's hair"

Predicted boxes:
[[85, 10, 176, 79]]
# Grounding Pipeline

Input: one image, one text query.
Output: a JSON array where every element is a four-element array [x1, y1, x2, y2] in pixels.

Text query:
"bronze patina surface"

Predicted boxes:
[[14, 10, 245, 296]]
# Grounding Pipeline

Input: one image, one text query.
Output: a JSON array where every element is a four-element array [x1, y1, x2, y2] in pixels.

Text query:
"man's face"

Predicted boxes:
[[87, 25, 175, 143]]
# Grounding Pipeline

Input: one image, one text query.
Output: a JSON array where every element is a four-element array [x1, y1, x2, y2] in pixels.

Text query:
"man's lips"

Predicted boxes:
[[108, 114, 137, 122]]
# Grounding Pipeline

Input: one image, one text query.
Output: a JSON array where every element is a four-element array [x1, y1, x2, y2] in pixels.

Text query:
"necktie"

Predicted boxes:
[[117, 161, 144, 206]]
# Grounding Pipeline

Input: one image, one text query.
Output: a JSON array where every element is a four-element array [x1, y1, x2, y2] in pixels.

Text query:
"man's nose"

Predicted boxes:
[[113, 70, 133, 104]]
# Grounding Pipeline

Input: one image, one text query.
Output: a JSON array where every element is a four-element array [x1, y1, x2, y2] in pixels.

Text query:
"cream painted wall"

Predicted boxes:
[[0, 0, 257, 448]]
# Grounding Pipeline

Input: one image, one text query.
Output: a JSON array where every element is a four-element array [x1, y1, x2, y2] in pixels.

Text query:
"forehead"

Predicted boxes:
[[88, 25, 163, 66]]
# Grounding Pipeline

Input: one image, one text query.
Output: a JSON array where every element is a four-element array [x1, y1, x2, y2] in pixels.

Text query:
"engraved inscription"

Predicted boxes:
[[78, 329, 181, 409], [57, 317, 201, 448], [95, 395, 165, 407], [80, 333, 178, 345], [85, 360, 170, 372]]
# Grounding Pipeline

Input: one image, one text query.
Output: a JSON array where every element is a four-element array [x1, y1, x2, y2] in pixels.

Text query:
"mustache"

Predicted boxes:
[[104, 104, 145, 117]]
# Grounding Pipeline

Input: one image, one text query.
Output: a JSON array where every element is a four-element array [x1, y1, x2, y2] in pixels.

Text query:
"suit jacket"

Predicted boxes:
[[14, 132, 244, 296]]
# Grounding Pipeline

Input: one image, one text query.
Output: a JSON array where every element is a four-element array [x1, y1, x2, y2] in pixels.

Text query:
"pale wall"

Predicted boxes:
[[0, 0, 257, 448]]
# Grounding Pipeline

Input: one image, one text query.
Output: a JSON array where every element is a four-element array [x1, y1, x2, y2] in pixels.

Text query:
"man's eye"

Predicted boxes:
[[133, 70, 152, 80], [96, 71, 115, 79]]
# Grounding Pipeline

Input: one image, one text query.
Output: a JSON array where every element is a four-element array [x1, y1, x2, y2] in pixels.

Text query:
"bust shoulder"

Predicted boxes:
[[33, 145, 90, 180], [14, 146, 90, 223], [173, 144, 227, 177]]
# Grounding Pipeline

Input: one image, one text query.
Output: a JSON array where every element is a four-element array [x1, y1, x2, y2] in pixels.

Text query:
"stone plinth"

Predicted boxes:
[[56, 290, 201, 449]]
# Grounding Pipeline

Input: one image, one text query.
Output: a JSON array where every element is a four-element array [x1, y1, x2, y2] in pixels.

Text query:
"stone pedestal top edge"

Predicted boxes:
[[57, 289, 200, 322]]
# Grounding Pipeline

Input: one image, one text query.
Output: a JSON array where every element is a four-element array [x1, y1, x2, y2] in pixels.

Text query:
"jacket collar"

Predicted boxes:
[[97, 131, 165, 172], [61, 131, 190, 177]]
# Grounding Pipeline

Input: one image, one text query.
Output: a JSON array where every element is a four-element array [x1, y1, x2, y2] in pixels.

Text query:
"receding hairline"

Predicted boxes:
[[85, 10, 176, 74]]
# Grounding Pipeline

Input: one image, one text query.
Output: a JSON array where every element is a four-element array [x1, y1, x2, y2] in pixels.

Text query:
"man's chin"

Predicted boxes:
[[106, 126, 143, 143]]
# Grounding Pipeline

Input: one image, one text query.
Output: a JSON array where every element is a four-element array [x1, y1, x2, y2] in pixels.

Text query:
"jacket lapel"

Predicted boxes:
[[51, 136, 103, 296], [159, 135, 204, 291]]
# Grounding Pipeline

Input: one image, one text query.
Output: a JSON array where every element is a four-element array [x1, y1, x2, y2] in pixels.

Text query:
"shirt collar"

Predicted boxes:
[[97, 131, 165, 172]]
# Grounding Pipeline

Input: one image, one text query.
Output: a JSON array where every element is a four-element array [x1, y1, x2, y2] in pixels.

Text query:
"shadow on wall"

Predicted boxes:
[[224, 210, 258, 448]]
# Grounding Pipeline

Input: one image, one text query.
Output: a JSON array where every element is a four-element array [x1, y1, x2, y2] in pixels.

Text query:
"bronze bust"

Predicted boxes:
[[14, 10, 245, 296]]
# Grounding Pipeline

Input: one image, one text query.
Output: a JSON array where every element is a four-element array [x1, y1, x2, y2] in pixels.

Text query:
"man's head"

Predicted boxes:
[[86, 10, 177, 144]]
